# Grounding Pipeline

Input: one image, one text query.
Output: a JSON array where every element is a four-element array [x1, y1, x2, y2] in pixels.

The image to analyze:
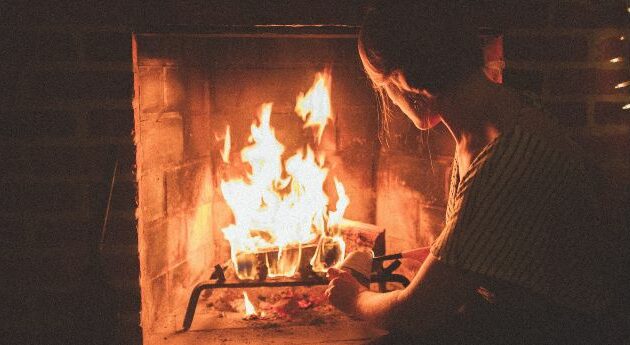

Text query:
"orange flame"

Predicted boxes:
[[220, 125, 231, 163], [243, 291, 257, 317], [295, 70, 333, 144], [220, 72, 348, 280]]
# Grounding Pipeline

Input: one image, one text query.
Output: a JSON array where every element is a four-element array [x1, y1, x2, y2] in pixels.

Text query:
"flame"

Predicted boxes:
[[243, 291, 257, 317], [295, 70, 333, 144], [329, 177, 349, 228], [609, 57, 623, 63], [623, 103, 630, 110], [614, 81, 629, 89], [219, 72, 348, 280], [309, 178, 348, 272], [220, 125, 231, 163]]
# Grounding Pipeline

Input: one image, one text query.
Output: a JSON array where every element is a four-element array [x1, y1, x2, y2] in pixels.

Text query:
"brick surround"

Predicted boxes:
[[2, 1, 628, 344]]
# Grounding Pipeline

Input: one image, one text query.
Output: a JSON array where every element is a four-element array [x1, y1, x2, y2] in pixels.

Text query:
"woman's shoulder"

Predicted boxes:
[[503, 91, 583, 160]]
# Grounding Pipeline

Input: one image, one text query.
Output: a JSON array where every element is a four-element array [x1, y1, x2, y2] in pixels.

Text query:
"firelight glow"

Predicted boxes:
[[219, 72, 348, 280]]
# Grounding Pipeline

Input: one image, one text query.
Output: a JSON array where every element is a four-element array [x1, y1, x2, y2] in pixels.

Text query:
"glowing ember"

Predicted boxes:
[[220, 72, 348, 280], [243, 291, 257, 318], [295, 70, 333, 144]]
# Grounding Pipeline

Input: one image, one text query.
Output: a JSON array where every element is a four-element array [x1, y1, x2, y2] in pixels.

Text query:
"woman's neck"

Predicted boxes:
[[438, 71, 516, 153]]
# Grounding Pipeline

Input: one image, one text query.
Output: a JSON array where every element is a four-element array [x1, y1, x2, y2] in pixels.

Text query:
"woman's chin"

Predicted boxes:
[[414, 116, 442, 130]]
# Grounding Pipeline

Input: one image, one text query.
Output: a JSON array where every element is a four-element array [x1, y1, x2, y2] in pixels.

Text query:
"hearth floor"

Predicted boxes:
[[147, 308, 387, 345]]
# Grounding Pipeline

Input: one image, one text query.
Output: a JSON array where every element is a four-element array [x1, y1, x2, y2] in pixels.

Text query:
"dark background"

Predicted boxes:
[[1, 1, 628, 344]]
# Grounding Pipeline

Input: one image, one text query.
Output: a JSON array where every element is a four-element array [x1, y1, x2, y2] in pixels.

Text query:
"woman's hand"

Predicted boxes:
[[325, 267, 368, 315]]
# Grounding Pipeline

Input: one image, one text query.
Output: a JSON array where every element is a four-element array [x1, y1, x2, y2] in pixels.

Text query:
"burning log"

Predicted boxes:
[[226, 218, 385, 281], [232, 239, 346, 281]]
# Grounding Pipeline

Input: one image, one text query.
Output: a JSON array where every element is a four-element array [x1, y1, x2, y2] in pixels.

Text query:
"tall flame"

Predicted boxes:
[[295, 70, 333, 144], [220, 72, 348, 280]]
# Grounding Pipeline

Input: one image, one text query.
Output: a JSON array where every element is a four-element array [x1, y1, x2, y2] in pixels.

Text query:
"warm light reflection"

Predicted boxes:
[[615, 81, 630, 89], [186, 167, 214, 274], [622, 103, 630, 110], [609, 57, 623, 63], [295, 70, 333, 144], [219, 72, 348, 280]]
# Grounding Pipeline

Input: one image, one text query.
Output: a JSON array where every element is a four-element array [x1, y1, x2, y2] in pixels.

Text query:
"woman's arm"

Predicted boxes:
[[327, 254, 480, 334]]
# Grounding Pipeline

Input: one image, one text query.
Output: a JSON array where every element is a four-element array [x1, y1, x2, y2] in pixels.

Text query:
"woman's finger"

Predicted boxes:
[[337, 269, 354, 280], [325, 282, 336, 298], [327, 267, 342, 279]]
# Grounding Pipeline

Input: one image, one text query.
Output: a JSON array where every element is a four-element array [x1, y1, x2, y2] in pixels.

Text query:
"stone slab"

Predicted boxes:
[[146, 309, 387, 345]]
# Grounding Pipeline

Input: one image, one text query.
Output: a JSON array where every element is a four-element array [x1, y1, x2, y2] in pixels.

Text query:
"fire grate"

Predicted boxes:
[[182, 257, 410, 330]]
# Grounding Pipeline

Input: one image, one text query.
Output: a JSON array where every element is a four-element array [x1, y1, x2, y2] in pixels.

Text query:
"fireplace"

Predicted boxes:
[[132, 26, 503, 343]]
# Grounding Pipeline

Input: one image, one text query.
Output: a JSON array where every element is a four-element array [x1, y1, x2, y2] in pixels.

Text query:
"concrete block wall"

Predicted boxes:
[[134, 39, 217, 336], [1, 24, 139, 344]]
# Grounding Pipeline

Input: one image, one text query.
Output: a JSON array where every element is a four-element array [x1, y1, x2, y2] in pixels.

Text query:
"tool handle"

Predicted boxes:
[[372, 252, 402, 261], [374, 246, 431, 262], [400, 247, 430, 262]]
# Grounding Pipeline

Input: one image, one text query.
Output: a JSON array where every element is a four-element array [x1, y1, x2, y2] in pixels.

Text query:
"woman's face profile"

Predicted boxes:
[[358, 46, 442, 130]]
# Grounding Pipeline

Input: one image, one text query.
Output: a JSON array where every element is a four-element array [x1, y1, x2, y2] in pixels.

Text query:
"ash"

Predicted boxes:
[[201, 285, 355, 328]]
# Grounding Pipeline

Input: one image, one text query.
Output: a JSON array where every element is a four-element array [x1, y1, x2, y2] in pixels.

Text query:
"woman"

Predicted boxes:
[[326, 2, 618, 344]]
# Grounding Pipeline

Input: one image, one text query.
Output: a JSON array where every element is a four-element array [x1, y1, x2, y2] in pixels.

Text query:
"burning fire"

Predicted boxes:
[[243, 291, 257, 317], [220, 70, 349, 280], [220, 125, 231, 163], [295, 71, 333, 144]]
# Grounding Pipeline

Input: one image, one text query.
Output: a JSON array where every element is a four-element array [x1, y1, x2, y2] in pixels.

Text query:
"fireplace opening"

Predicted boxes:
[[132, 26, 503, 344]]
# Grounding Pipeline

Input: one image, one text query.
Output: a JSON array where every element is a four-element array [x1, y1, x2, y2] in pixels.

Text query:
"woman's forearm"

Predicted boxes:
[[354, 289, 404, 328], [352, 255, 478, 334]]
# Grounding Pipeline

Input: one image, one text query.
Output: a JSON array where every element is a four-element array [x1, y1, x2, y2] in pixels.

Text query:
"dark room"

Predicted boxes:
[[1, 1, 629, 344]]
